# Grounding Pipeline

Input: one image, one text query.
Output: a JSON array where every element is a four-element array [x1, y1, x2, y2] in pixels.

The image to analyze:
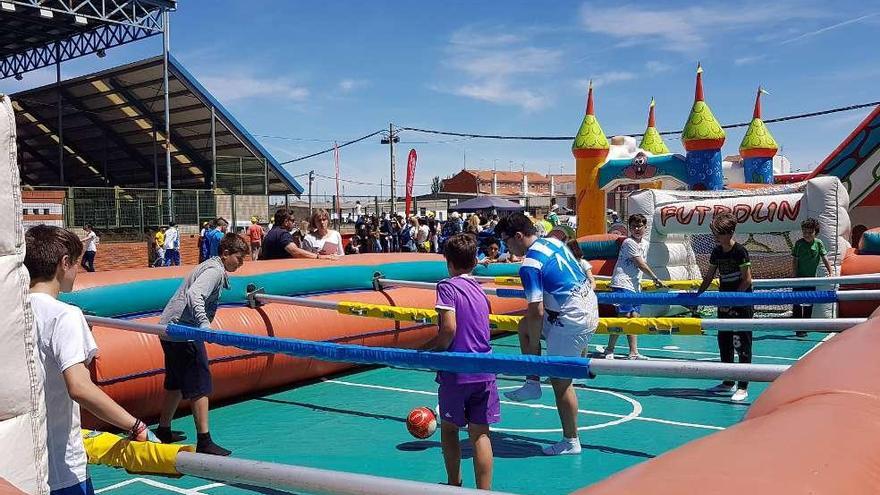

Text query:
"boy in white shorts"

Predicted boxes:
[[495, 213, 598, 456]]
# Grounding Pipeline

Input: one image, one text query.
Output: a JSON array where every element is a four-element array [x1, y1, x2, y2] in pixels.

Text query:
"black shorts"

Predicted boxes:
[[160, 340, 212, 399], [717, 305, 754, 319]]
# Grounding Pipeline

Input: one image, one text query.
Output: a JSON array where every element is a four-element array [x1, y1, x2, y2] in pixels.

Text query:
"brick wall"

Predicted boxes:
[[91, 233, 201, 271]]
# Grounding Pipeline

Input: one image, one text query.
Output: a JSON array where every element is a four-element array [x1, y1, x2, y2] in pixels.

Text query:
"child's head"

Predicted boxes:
[[24, 225, 83, 292], [84, 223, 93, 232], [628, 214, 647, 240], [801, 218, 820, 241], [215, 217, 229, 232], [494, 213, 537, 256], [218, 233, 249, 272], [444, 233, 478, 274], [710, 212, 737, 243], [566, 239, 584, 260], [484, 238, 500, 259]]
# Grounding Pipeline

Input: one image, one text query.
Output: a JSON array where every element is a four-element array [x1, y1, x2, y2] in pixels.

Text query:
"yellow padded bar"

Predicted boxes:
[[82, 430, 194, 476], [335, 302, 704, 335]]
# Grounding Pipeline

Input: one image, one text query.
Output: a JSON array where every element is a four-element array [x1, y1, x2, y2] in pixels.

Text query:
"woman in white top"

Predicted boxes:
[[302, 209, 344, 256], [79, 224, 98, 272]]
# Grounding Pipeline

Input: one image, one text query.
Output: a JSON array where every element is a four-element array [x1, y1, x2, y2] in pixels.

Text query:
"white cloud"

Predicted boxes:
[[200, 75, 309, 103], [438, 26, 562, 111], [337, 78, 369, 93], [645, 60, 672, 74], [578, 2, 821, 53], [576, 71, 636, 89], [452, 80, 549, 111], [734, 55, 765, 66]]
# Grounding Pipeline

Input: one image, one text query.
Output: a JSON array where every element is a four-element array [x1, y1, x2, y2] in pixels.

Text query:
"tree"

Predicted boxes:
[[431, 176, 442, 195]]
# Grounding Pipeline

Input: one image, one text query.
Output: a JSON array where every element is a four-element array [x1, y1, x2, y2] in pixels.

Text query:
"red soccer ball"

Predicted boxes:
[[406, 406, 438, 439]]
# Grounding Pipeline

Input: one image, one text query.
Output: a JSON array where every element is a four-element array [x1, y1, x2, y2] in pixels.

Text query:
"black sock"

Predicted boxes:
[[153, 426, 185, 443], [196, 432, 232, 456]]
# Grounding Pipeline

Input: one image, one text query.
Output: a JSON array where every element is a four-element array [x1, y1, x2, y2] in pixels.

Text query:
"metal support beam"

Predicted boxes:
[[1, 6, 167, 79], [105, 77, 212, 181], [57, 86, 154, 182]]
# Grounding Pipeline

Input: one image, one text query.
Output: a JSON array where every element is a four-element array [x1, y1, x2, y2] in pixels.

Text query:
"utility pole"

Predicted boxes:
[[308, 170, 314, 214], [381, 123, 399, 213]]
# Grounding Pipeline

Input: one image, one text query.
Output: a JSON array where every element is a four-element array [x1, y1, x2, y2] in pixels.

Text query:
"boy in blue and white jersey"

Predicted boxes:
[[496, 213, 598, 456]]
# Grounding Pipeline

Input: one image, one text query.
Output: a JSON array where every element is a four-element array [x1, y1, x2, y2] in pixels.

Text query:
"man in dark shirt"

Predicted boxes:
[[261, 208, 336, 260]]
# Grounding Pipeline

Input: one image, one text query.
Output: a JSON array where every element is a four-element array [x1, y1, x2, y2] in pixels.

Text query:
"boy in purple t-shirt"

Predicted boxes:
[[423, 233, 499, 490]]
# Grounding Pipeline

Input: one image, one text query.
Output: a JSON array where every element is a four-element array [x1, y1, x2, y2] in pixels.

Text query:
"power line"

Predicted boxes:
[[279, 130, 384, 164], [312, 172, 431, 188], [399, 100, 880, 140]]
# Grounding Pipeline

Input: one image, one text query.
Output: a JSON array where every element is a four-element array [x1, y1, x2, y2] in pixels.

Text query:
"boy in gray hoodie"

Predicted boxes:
[[153, 233, 248, 455]]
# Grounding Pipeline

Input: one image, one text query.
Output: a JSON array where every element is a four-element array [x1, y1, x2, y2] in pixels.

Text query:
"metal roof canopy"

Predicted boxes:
[[12, 54, 304, 194], [0, 0, 175, 79]]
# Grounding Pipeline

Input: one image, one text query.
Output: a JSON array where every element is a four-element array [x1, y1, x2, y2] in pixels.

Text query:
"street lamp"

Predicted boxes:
[[380, 125, 400, 213]]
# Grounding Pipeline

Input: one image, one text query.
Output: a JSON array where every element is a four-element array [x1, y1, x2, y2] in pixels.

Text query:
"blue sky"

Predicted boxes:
[[3, 1, 879, 196]]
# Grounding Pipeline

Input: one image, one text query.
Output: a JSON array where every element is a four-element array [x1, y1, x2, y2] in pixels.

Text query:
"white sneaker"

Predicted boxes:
[[504, 381, 542, 402], [706, 383, 737, 394], [730, 389, 749, 402], [603, 352, 615, 360], [627, 353, 650, 360], [542, 438, 582, 456]]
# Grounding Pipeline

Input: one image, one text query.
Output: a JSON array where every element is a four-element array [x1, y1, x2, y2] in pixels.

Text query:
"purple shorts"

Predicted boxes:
[[437, 380, 501, 428]]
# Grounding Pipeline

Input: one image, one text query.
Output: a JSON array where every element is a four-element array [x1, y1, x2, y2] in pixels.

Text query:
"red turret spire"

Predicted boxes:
[[753, 86, 764, 119], [586, 79, 594, 115], [694, 63, 704, 102], [648, 96, 656, 127]]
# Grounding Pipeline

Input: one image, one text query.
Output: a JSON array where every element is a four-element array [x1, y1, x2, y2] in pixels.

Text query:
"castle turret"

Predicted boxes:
[[573, 81, 610, 236], [739, 86, 778, 184], [639, 97, 670, 155], [681, 64, 725, 190]]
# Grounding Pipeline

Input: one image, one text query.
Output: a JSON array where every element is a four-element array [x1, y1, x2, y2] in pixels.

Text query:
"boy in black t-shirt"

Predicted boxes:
[[697, 212, 753, 402]]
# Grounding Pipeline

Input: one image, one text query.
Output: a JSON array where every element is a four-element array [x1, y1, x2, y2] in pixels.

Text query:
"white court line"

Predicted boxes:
[[800, 332, 836, 358], [191, 482, 227, 491], [94, 479, 142, 493], [323, 378, 723, 431], [96, 477, 209, 495]]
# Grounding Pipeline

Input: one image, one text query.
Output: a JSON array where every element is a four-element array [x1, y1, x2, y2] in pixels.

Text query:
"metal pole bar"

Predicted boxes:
[[702, 318, 865, 332], [254, 293, 339, 310], [56, 43, 64, 185], [588, 360, 787, 382], [85, 316, 166, 336], [389, 123, 396, 214], [162, 9, 173, 222], [473, 273, 880, 288], [210, 105, 217, 190], [86, 314, 786, 382], [388, 279, 880, 302], [175, 452, 513, 495]]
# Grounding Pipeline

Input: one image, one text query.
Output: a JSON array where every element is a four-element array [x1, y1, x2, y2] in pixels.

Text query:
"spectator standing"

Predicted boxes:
[[79, 224, 98, 272], [198, 221, 211, 263], [399, 216, 417, 253], [303, 209, 345, 256], [154, 227, 166, 268], [206, 218, 228, 258], [262, 208, 335, 260], [465, 214, 482, 235], [163, 222, 181, 266], [247, 216, 264, 261], [416, 217, 430, 252]]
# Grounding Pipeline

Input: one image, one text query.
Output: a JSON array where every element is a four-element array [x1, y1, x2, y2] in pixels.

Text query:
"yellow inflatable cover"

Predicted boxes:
[[336, 302, 703, 336], [82, 430, 194, 477]]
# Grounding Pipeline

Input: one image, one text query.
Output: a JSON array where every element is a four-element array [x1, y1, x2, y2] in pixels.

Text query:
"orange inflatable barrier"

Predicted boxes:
[[75, 254, 526, 428]]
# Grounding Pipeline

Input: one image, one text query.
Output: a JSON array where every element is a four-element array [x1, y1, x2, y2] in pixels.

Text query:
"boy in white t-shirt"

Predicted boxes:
[[25, 225, 156, 495], [604, 214, 664, 360]]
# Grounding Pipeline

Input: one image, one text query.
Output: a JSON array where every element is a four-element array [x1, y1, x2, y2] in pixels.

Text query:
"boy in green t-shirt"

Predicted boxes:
[[791, 218, 833, 337]]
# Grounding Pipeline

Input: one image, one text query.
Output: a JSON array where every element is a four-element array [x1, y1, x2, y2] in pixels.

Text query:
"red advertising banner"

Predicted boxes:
[[404, 148, 417, 215]]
